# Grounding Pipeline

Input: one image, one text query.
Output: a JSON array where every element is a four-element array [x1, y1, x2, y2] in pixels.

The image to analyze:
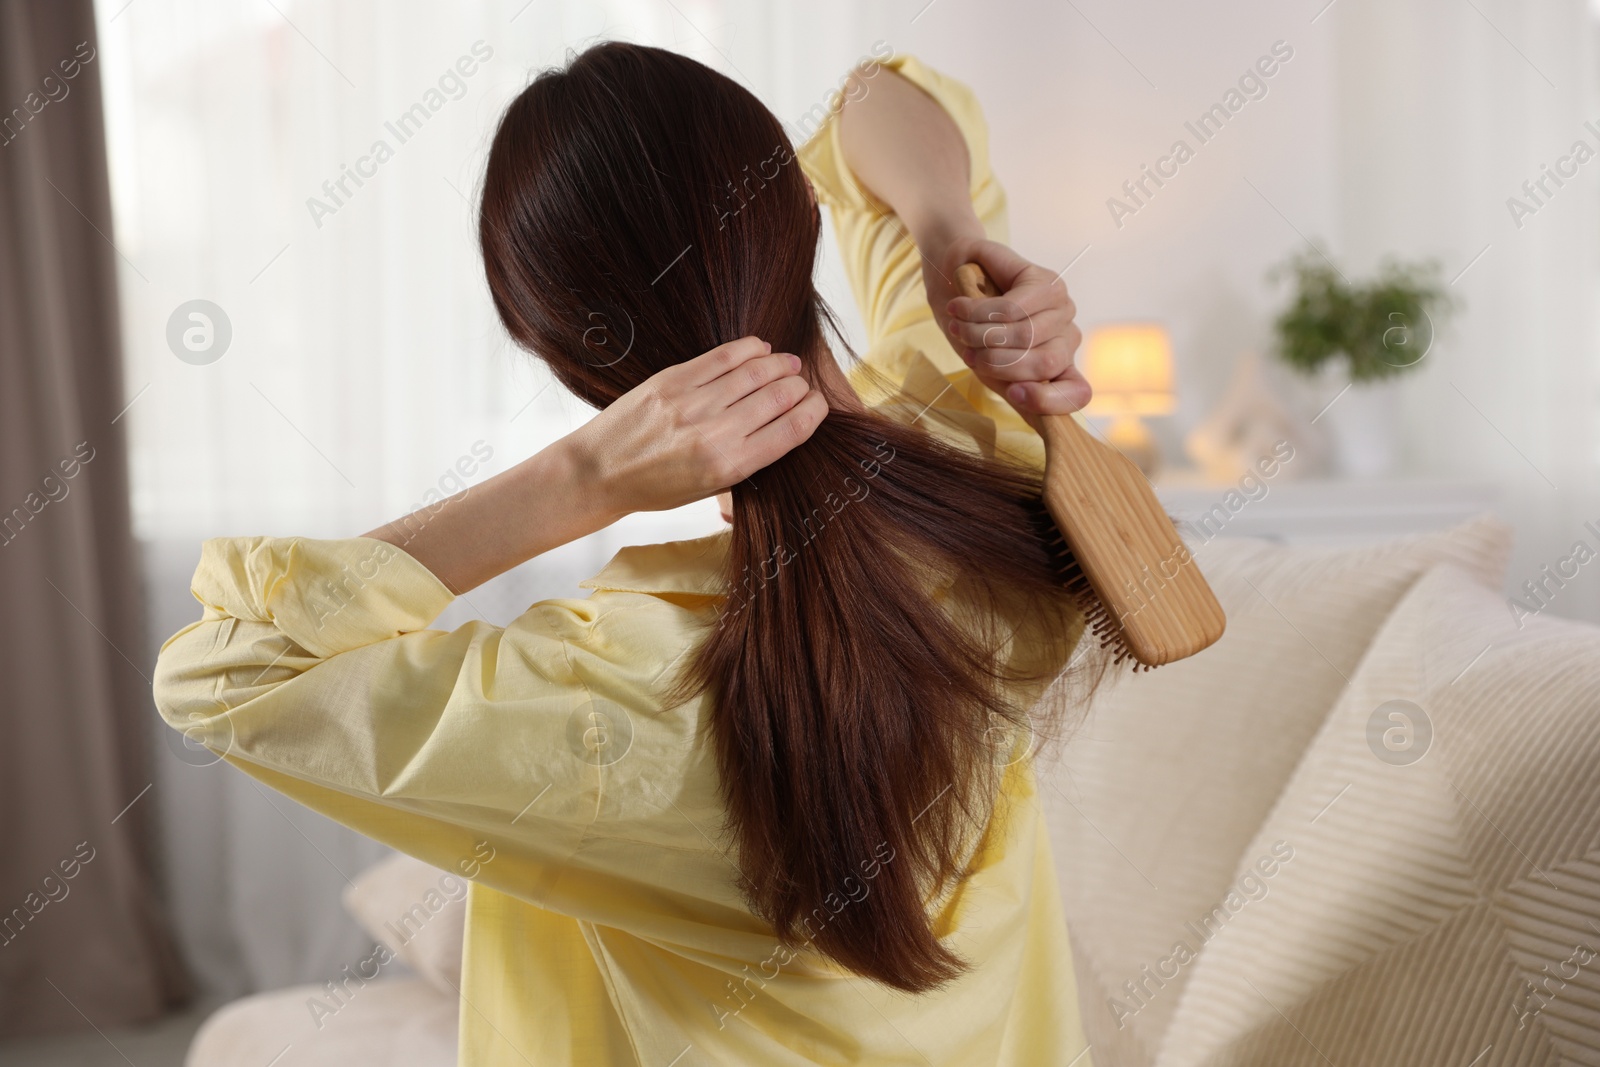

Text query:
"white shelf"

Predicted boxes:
[[1152, 476, 1501, 547]]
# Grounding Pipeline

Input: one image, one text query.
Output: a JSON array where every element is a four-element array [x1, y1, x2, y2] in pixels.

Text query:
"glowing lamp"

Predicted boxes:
[[1082, 323, 1176, 475]]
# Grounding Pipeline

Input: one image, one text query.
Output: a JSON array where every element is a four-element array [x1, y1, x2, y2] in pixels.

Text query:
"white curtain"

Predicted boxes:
[[1328, 0, 1600, 624]]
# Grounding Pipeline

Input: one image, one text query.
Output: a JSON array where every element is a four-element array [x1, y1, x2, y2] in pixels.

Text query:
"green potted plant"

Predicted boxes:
[[1269, 251, 1457, 476]]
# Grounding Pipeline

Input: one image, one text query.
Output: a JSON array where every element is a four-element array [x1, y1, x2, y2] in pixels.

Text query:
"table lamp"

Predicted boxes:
[[1081, 323, 1176, 476]]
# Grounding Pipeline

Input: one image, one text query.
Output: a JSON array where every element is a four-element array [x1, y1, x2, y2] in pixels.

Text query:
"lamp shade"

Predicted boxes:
[[1082, 323, 1177, 416]]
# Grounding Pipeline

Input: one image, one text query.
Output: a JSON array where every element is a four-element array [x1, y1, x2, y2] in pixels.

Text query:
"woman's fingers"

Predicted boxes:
[[583, 336, 827, 514], [963, 238, 1036, 291], [687, 343, 823, 477], [944, 240, 1075, 323], [723, 371, 812, 432], [946, 283, 1074, 324], [947, 306, 1073, 352], [683, 334, 774, 386], [740, 389, 830, 471], [1002, 372, 1093, 416], [961, 333, 1082, 385], [706, 350, 805, 405]]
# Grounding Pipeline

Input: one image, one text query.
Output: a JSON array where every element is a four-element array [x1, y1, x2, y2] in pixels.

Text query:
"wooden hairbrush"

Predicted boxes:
[[955, 262, 1225, 668]]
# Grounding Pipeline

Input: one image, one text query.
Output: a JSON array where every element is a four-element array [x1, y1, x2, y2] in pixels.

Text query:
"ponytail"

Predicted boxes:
[[676, 402, 1085, 990]]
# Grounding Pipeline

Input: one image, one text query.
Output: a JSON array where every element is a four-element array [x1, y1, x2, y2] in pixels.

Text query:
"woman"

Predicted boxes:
[[155, 43, 1099, 1066]]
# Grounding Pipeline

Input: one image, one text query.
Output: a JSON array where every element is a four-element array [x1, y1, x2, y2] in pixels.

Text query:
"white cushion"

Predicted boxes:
[[341, 853, 468, 996], [1157, 561, 1600, 1064], [1042, 515, 1513, 1063], [186, 977, 456, 1067]]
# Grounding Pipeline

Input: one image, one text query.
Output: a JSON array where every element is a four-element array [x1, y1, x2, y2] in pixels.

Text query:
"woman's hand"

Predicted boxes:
[[365, 336, 824, 594], [570, 335, 829, 516], [931, 237, 1092, 419]]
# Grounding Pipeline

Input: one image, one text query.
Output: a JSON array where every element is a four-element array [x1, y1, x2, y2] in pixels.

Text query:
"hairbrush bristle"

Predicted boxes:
[[1029, 496, 1143, 669]]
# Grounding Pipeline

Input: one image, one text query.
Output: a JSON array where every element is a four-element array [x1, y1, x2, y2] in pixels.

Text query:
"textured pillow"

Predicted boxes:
[[1157, 562, 1600, 1065], [188, 977, 457, 1067], [342, 852, 468, 996], [1041, 515, 1513, 1065]]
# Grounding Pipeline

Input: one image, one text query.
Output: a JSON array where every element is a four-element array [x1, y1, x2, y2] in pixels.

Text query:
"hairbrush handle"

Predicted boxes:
[[952, 262, 1226, 667]]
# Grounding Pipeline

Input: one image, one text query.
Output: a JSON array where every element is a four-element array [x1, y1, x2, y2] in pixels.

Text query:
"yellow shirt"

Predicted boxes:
[[154, 53, 1089, 1067]]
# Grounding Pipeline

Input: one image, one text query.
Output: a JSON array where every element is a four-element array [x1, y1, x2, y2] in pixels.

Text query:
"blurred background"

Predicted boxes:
[[2, 0, 1597, 1062]]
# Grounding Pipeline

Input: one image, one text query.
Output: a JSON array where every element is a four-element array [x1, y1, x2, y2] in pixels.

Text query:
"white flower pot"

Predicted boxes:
[[1318, 372, 1400, 478]]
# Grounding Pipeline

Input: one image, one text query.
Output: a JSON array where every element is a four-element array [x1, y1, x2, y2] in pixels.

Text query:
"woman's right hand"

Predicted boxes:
[[936, 238, 1093, 421], [569, 335, 829, 517]]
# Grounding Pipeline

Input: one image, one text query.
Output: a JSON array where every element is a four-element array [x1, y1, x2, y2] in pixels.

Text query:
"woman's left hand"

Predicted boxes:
[[367, 335, 824, 595], [571, 335, 830, 517], [934, 238, 1092, 419]]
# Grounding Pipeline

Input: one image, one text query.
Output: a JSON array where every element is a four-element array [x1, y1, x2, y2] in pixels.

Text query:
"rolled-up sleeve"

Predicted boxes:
[[798, 52, 1045, 472], [152, 535, 697, 907], [799, 52, 1008, 346]]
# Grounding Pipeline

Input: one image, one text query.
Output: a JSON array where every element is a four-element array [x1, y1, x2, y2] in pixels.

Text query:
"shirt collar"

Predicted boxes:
[[578, 530, 732, 597]]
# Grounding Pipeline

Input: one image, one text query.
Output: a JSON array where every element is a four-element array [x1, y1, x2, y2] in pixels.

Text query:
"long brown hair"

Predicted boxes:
[[480, 42, 1102, 993]]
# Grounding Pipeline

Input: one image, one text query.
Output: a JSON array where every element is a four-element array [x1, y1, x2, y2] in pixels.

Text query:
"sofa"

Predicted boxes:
[[186, 515, 1600, 1066]]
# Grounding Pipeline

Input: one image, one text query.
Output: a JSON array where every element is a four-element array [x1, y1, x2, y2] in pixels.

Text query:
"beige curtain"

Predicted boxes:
[[0, 0, 189, 1037]]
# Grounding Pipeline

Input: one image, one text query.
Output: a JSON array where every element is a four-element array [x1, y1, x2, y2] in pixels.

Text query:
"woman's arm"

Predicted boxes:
[[364, 336, 824, 593], [362, 436, 616, 596], [838, 68, 1090, 417], [151, 345, 822, 902], [836, 65, 986, 262]]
